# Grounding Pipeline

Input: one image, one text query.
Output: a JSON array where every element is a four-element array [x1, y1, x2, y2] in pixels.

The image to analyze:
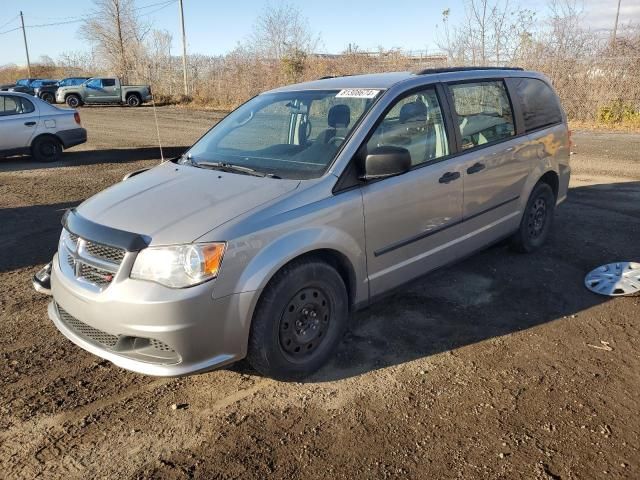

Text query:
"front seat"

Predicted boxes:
[[317, 104, 351, 144], [399, 100, 429, 164]]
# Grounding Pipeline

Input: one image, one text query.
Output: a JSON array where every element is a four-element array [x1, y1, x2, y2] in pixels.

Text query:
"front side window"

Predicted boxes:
[[366, 87, 449, 166], [86, 79, 101, 89], [449, 81, 515, 150], [185, 90, 380, 179]]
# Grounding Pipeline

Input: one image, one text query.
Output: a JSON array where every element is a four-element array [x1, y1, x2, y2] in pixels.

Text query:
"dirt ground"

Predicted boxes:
[[1, 106, 639, 479]]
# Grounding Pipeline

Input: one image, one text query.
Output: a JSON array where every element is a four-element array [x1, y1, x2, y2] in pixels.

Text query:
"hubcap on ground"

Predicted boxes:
[[279, 287, 330, 360], [528, 197, 547, 238]]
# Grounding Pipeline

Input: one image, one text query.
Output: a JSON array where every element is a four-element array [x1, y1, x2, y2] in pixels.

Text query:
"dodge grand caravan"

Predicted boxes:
[[34, 67, 571, 380]]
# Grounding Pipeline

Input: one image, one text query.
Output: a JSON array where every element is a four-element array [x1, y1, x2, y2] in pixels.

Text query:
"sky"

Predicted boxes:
[[0, 0, 638, 67]]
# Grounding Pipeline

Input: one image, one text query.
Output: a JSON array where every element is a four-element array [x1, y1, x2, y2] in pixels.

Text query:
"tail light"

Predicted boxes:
[[74, 112, 81, 125]]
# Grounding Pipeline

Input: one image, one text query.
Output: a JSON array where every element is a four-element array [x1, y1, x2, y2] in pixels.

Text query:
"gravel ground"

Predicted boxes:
[[1, 106, 639, 479]]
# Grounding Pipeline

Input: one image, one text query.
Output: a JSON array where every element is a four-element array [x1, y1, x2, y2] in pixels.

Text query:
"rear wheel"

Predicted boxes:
[[66, 94, 81, 108], [126, 94, 141, 107], [41, 92, 55, 104], [31, 136, 62, 162], [511, 182, 555, 253], [246, 260, 349, 380]]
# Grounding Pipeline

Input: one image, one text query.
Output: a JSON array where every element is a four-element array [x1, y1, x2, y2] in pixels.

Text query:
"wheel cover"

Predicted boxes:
[[527, 196, 547, 239], [279, 286, 331, 360], [585, 262, 640, 296], [68, 97, 78, 107]]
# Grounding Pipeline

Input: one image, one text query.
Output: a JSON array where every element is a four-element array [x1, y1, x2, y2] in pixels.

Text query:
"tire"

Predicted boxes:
[[511, 182, 556, 253], [41, 92, 55, 104], [31, 136, 62, 163], [126, 94, 141, 107], [66, 95, 81, 108], [246, 260, 349, 380]]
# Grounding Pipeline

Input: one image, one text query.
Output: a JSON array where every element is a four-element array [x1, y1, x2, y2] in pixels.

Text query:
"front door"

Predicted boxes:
[[361, 86, 464, 297]]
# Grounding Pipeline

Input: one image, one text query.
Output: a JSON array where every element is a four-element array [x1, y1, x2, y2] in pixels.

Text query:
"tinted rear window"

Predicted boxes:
[[513, 78, 563, 132], [102, 79, 116, 87]]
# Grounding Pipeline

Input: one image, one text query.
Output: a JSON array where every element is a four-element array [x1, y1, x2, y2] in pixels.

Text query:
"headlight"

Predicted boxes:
[[131, 242, 225, 288]]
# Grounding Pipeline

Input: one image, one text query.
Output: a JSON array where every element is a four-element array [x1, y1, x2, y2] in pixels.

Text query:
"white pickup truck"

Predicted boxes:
[[56, 77, 152, 108]]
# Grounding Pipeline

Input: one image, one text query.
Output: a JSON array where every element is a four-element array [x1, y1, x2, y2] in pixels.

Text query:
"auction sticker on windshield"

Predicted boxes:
[[335, 89, 380, 98]]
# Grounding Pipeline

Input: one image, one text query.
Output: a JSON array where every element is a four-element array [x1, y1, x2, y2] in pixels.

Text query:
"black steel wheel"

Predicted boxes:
[[278, 286, 331, 362], [31, 136, 62, 162], [247, 259, 348, 380], [41, 92, 55, 104], [511, 182, 555, 253]]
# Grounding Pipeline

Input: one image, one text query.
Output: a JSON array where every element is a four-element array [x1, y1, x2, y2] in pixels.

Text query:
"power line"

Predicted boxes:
[[0, 14, 19, 30], [0, 0, 177, 35]]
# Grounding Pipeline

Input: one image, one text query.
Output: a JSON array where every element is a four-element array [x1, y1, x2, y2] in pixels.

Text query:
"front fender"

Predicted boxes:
[[225, 225, 367, 305]]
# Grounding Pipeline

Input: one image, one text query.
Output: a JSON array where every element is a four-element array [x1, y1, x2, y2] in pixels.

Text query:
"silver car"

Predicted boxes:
[[0, 91, 87, 162], [36, 68, 570, 379]]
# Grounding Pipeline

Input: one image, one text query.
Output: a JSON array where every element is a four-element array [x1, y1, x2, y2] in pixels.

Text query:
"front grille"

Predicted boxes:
[[60, 229, 126, 291], [149, 338, 175, 352], [84, 241, 126, 264], [78, 263, 114, 287], [57, 305, 119, 348]]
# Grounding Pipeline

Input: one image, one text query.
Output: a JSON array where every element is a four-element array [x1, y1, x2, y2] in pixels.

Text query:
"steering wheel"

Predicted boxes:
[[329, 135, 346, 145]]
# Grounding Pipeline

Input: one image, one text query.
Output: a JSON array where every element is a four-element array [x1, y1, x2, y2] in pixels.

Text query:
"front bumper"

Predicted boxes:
[[49, 253, 259, 376]]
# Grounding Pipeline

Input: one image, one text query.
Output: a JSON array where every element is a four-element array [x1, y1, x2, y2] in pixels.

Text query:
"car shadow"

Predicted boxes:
[[1, 201, 78, 273], [0, 146, 189, 172], [301, 180, 640, 382]]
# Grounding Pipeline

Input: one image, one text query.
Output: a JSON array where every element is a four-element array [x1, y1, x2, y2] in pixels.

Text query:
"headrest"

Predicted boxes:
[[399, 101, 428, 123], [328, 104, 351, 128]]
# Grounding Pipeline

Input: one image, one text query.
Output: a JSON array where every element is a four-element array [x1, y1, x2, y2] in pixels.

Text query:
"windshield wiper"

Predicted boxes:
[[196, 161, 280, 178]]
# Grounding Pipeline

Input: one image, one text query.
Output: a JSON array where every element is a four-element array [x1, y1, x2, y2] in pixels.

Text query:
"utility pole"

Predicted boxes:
[[179, 0, 188, 95], [20, 11, 31, 77], [612, 0, 622, 48]]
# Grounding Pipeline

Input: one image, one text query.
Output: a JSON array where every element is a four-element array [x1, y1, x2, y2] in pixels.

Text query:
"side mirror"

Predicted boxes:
[[362, 146, 411, 180]]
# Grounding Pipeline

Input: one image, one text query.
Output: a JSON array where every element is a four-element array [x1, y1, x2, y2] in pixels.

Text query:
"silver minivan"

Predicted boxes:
[[36, 67, 570, 379]]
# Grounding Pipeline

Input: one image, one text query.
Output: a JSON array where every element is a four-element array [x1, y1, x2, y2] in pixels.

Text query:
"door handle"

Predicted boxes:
[[439, 171, 460, 184], [466, 162, 486, 174], [24, 121, 36, 126]]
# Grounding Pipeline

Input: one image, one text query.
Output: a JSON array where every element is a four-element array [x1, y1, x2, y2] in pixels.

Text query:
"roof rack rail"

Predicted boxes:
[[414, 66, 524, 75]]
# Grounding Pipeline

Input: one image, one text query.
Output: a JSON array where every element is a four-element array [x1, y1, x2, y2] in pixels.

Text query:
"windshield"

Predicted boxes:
[[184, 89, 381, 179]]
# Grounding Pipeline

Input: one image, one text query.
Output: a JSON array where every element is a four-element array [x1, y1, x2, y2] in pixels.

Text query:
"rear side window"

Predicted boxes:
[[0, 96, 34, 116], [512, 78, 563, 132], [102, 79, 116, 87], [449, 81, 515, 150]]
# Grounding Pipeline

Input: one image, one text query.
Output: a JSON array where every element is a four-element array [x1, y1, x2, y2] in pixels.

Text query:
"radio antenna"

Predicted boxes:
[[151, 92, 164, 163]]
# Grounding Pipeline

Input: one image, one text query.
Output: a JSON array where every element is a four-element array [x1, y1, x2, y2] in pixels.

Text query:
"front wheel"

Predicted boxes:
[[66, 95, 81, 108], [246, 260, 349, 380], [511, 182, 556, 253], [41, 92, 55, 104]]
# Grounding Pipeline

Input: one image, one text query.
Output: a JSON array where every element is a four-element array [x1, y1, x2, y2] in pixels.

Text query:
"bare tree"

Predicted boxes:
[[79, 0, 150, 82], [436, 0, 534, 66], [247, 3, 320, 60]]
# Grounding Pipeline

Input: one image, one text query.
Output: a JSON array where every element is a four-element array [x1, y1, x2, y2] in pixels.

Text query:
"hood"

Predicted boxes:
[[77, 161, 300, 245]]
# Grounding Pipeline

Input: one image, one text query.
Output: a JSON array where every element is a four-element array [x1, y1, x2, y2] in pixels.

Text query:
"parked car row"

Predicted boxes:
[[0, 77, 152, 107]]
